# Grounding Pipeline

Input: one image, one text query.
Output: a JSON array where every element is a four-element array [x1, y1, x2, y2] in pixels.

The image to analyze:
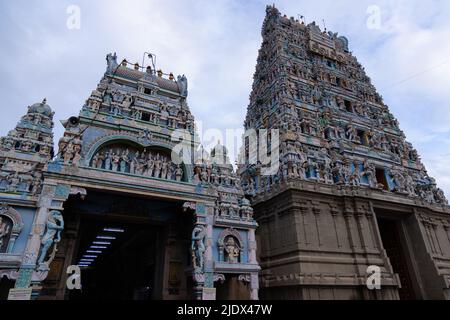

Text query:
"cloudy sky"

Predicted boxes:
[[0, 0, 449, 196]]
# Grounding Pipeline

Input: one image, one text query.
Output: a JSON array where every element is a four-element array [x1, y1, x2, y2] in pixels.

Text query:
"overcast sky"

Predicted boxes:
[[0, 0, 449, 196]]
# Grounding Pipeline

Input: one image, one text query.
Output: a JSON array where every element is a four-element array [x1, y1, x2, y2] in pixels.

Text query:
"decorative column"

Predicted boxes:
[[250, 273, 259, 300], [248, 228, 257, 264], [14, 184, 55, 290], [188, 202, 216, 300]]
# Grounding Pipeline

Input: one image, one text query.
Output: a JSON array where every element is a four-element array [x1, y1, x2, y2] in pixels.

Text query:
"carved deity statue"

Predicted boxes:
[[191, 225, 206, 270], [224, 237, 240, 264], [37, 210, 64, 265], [177, 75, 188, 97]]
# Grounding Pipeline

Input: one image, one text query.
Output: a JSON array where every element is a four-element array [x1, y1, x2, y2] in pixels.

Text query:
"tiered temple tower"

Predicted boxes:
[[239, 5, 450, 300], [0, 99, 54, 199]]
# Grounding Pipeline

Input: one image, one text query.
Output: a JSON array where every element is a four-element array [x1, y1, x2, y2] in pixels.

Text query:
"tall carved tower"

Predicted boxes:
[[240, 5, 450, 300]]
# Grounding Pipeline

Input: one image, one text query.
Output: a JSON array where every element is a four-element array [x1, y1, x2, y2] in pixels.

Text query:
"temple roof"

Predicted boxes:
[[28, 99, 53, 117], [113, 65, 181, 95]]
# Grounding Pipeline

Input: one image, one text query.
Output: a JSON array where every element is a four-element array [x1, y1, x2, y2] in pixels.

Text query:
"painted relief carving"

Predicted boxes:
[[90, 144, 184, 181], [37, 210, 64, 268], [191, 225, 206, 271], [218, 228, 244, 264], [224, 237, 241, 264]]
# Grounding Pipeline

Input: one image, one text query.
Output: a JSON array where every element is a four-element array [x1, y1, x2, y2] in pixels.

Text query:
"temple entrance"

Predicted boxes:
[[69, 219, 165, 300], [377, 217, 418, 300], [40, 190, 194, 300]]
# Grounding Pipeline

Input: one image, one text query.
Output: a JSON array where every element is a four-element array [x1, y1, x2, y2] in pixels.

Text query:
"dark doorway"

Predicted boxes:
[[377, 218, 417, 300], [58, 191, 194, 300], [0, 276, 14, 300], [69, 219, 165, 300]]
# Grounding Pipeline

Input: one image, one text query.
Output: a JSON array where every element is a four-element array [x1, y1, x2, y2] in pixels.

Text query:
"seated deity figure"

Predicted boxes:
[[224, 237, 240, 264], [349, 163, 361, 186]]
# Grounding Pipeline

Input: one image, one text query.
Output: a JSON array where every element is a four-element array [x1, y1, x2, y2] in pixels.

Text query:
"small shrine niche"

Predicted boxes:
[[0, 215, 13, 253], [224, 236, 241, 263], [0, 205, 23, 254], [218, 228, 245, 264]]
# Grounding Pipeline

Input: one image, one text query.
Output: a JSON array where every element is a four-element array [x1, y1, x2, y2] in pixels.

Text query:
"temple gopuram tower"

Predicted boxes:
[[239, 5, 450, 300]]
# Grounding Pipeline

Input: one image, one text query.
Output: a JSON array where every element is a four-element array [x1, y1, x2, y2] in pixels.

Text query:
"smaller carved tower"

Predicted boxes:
[[0, 99, 54, 197]]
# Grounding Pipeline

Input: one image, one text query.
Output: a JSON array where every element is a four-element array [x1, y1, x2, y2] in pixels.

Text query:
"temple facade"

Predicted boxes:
[[238, 6, 450, 300], [1, 5, 450, 301], [0, 54, 259, 300]]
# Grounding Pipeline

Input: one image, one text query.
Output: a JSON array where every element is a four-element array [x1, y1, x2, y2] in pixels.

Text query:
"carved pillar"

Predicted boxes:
[[299, 205, 309, 246], [15, 184, 55, 289], [14, 183, 86, 293], [248, 228, 257, 264], [250, 273, 259, 300], [355, 204, 370, 251], [312, 203, 322, 247], [188, 202, 215, 300], [330, 205, 341, 248]]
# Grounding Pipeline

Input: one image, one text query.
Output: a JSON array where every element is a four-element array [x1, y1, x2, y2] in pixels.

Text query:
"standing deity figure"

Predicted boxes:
[[92, 154, 100, 168], [191, 225, 206, 270], [0, 217, 11, 251], [147, 155, 155, 177], [175, 165, 183, 182], [112, 152, 120, 171], [177, 75, 188, 97], [130, 151, 139, 174], [38, 211, 64, 265], [154, 154, 162, 178], [104, 151, 112, 170], [161, 161, 168, 179], [224, 237, 240, 264], [120, 149, 129, 173]]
